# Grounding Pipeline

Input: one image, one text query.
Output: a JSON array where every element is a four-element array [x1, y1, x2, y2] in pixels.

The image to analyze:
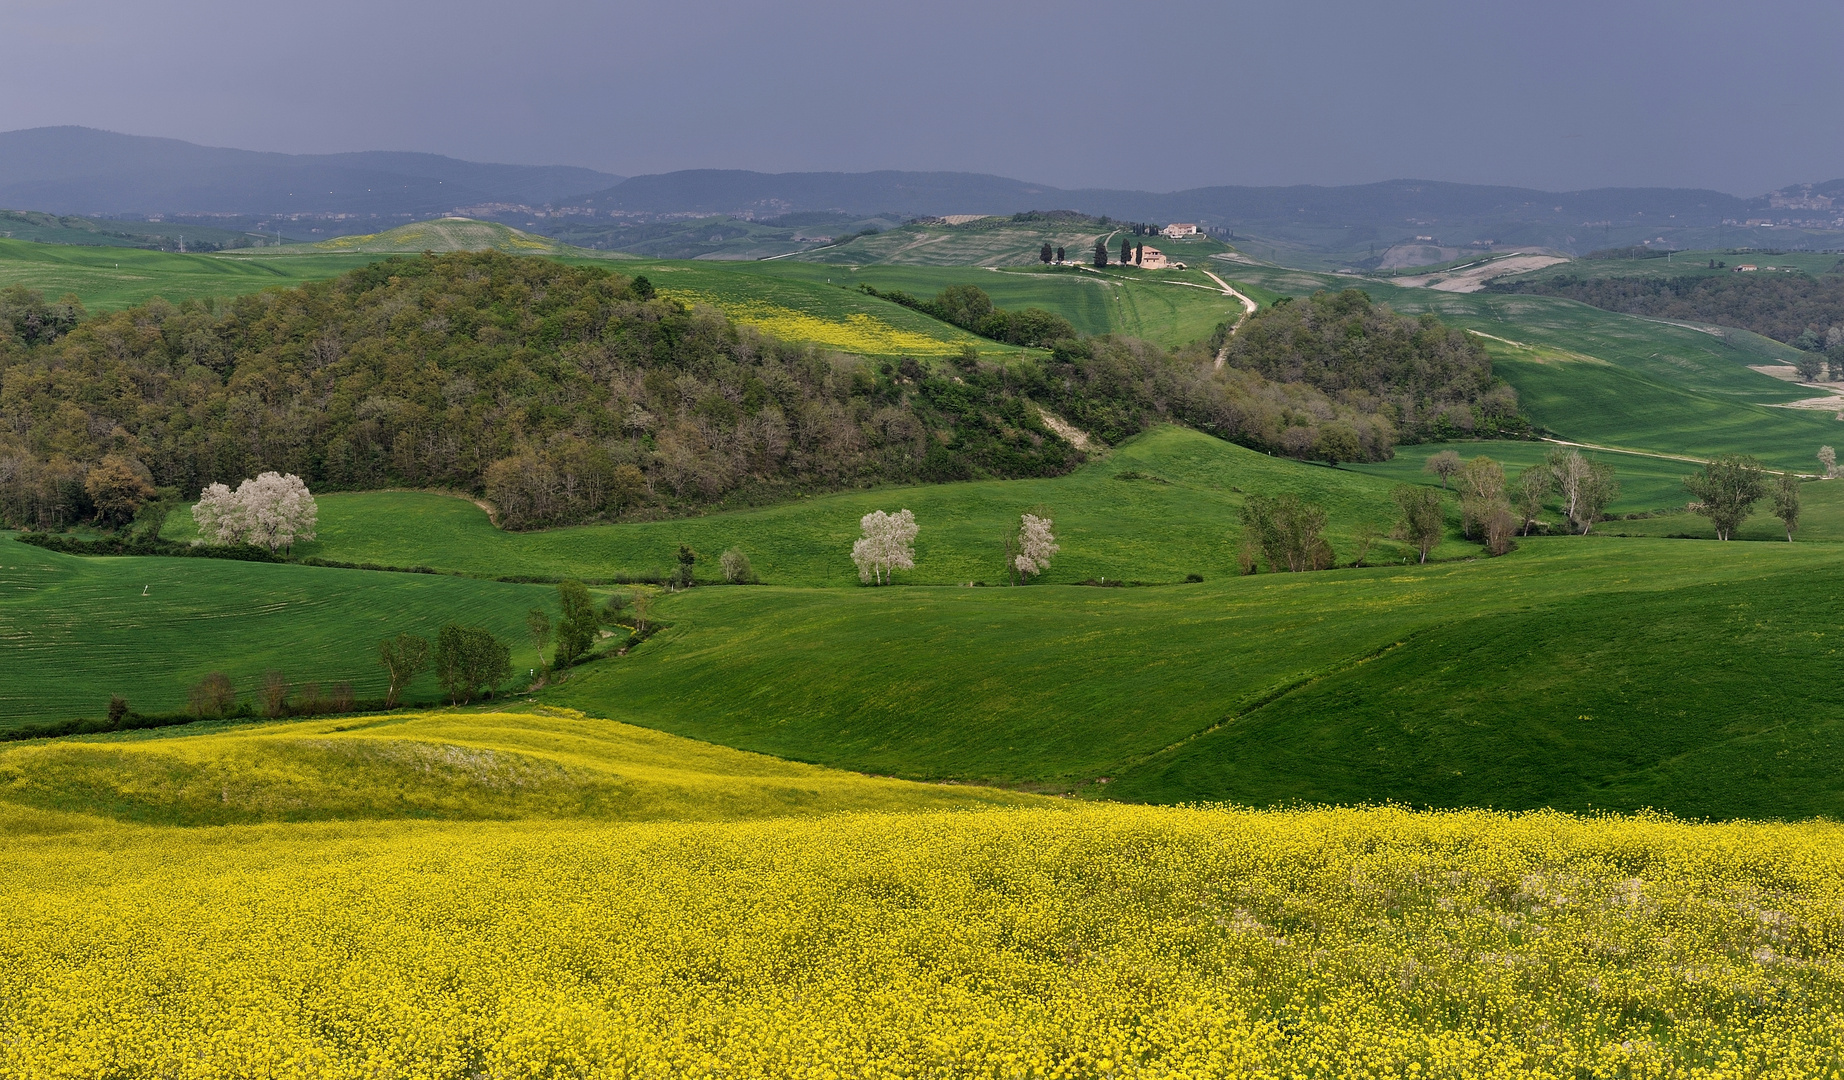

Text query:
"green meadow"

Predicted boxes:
[[163, 428, 1470, 587], [0, 544, 558, 727], [1223, 260, 1839, 470], [0, 237, 381, 311]]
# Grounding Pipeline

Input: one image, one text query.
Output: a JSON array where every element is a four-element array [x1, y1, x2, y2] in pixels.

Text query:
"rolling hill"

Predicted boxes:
[[306, 217, 575, 254]]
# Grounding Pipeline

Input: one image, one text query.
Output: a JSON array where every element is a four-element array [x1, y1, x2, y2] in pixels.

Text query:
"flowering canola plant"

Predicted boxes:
[[662, 290, 965, 356], [2, 803, 1842, 1078]]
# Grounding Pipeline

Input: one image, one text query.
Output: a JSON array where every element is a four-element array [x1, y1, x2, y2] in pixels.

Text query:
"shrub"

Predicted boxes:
[[188, 672, 235, 718]]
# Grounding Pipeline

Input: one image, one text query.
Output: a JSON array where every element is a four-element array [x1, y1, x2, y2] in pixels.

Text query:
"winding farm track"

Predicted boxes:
[[1200, 270, 1259, 368]]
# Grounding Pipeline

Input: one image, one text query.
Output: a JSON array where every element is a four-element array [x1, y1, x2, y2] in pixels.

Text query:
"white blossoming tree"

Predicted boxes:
[[192, 472, 318, 552], [1013, 512, 1059, 581], [851, 509, 918, 585]]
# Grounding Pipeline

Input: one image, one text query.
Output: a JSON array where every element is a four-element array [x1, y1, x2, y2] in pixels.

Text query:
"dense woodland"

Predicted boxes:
[[1489, 264, 1844, 351], [0, 254, 1516, 530], [1213, 290, 1524, 446]]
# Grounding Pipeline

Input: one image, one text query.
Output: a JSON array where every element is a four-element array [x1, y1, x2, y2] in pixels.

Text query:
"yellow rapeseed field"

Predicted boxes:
[[3, 802, 1841, 1078], [662, 290, 964, 356]]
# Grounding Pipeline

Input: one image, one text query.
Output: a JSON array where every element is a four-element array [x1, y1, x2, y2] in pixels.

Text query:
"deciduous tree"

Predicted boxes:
[[1684, 455, 1767, 541], [721, 547, 754, 584], [83, 454, 155, 529], [433, 624, 512, 705], [1241, 493, 1333, 572], [1819, 445, 1837, 478], [526, 608, 552, 670], [1423, 450, 1463, 489], [1391, 484, 1446, 564], [1012, 511, 1059, 582], [1771, 471, 1801, 541], [377, 633, 429, 707], [1511, 463, 1551, 535], [851, 509, 918, 585], [187, 672, 236, 718], [554, 580, 600, 668]]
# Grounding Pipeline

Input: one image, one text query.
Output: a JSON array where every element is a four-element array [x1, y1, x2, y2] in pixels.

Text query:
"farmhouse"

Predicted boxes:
[[1136, 246, 1174, 269], [1161, 223, 1198, 238], [1735, 264, 1758, 272]]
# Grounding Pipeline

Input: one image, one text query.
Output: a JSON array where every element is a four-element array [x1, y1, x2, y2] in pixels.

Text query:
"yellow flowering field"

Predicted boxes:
[[3, 803, 1841, 1078], [663, 290, 965, 356]]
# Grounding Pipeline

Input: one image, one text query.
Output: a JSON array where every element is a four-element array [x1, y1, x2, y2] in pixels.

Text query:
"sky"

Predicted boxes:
[[3, 0, 1842, 195]]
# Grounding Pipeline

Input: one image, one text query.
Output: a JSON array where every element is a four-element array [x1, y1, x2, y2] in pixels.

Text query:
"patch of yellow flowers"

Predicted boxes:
[[3, 804, 1841, 1078], [663, 290, 964, 356]]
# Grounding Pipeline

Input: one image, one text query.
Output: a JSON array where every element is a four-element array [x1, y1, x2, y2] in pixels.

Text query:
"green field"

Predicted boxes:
[[0, 544, 561, 726], [164, 428, 1471, 587], [0, 237, 380, 311], [1222, 259, 1840, 470], [1497, 249, 1842, 282], [536, 535, 1844, 819]]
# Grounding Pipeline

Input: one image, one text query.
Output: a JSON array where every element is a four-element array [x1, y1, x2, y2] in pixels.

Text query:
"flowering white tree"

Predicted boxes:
[[191, 482, 248, 545], [1013, 512, 1059, 580], [851, 509, 918, 584], [192, 472, 318, 551]]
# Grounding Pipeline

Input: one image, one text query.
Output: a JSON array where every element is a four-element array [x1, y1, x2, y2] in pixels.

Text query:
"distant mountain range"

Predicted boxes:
[[4, 127, 1842, 261], [0, 127, 622, 218]]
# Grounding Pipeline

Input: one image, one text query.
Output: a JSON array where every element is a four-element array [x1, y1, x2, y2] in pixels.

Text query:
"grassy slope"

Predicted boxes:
[[539, 536, 1844, 819], [179, 428, 1470, 587], [0, 544, 560, 727], [0, 237, 380, 311], [1224, 260, 1839, 470], [797, 221, 1234, 268], [307, 218, 569, 254], [0, 709, 1034, 826]]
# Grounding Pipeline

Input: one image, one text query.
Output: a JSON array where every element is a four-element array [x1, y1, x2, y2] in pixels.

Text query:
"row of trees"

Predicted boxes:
[[377, 625, 513, 706], [185, 670, 357, 720]]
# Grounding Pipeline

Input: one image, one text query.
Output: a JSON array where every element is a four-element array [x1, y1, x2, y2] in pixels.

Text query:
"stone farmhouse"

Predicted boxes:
[[1161, 223, 1198, 238]]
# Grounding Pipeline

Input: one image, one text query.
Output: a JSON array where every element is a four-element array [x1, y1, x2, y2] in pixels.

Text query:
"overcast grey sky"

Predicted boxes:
[[3, 0, 1840, 195]]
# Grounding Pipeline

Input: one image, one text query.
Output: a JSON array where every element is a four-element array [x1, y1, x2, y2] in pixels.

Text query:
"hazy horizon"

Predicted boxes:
[[3, 0, 1842, 197]]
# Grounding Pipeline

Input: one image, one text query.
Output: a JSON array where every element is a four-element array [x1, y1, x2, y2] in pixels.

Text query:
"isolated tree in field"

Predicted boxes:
[[433, 624, 512, 705], [526, 608, 552, 670], [1684, 455, 1767, 541], [1423, 450, 1463, 489], [631, 590, 655, 636], [1771, 471, 1801, 541], [1040, 243, 1053, 264], [674, 545, 698, 589], [1350, 522, 1383, 567], [1241, 493, 1333, 572], [1011, 510, 1059, 582], [1819, 445, 1837, 478], [187, 672, 236, 718], [1093, 239, 1108, 267], [1511, 463, 1551, 536], [554, 580, 600, 668], [83, 454, 155, 529], [1391, 484, 1446, 564], [720, 547, 754, 584], [377, 633, 430, 707], [851, 509, 919, 585]]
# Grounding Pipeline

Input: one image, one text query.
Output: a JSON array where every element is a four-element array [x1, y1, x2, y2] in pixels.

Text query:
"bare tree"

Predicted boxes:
[[1547, 448, 1616, 534], [260, 670, 290, 718], [1771, 471, 1801, 541], [1423, 450, 1463, 490], [526, 608, 552, 671], [188, 672, 236, 718]]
